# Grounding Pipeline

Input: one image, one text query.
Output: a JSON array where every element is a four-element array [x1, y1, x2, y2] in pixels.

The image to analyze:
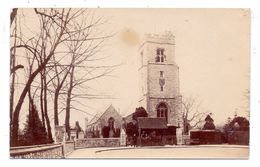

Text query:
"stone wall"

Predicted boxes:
[[10, 144, 64, 159], [148, 63, 180, 98], [75, 138, 120, 149], [10, 138, 121, 158], [64, 141, 75, 155]]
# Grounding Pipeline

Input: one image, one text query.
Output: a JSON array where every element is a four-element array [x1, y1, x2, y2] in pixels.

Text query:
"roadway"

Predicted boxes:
[[66, 145, 249, 159]]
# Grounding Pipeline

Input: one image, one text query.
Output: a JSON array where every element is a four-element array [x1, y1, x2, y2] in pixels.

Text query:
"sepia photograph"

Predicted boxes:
[[9, 8, 250, 159]]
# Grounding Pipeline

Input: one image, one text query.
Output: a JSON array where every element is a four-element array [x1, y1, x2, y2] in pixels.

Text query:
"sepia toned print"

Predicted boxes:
[[10, 8, 250, 159]]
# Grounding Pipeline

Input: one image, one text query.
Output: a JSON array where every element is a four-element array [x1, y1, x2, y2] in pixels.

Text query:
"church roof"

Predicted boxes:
[[137, 117, 168, 129], [87, 104, 119, 126]]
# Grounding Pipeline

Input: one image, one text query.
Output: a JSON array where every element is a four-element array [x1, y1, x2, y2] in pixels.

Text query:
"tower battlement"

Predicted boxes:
[[140, 31, 175, 48]]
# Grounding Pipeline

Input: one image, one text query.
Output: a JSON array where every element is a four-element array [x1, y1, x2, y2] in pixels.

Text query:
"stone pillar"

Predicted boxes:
[[176, 128, 183, 145], [120, 128, 126, 146]]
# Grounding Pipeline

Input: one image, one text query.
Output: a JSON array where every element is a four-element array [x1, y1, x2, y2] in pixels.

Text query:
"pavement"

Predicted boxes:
[[66, 145, 249, 159]]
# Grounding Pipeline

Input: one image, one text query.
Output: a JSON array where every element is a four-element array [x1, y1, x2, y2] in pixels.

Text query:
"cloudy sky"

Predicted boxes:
[[15, 8, 250, 129]]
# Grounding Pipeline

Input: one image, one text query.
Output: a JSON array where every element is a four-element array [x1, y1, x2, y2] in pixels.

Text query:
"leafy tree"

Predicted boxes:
[[132, 107, 148, 120], [224, 116, 249, 132], [20, 104, 48, 146], [202, 114, 216, 130], [125, 122, 138, 137]]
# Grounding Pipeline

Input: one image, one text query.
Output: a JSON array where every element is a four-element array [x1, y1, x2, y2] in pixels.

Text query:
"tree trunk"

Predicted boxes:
[[10, 8, 18, 27], [43, 67, 53, 143], [11, 9, 67, 146], [40, 73, 46, 131], [65, 65, 75, 140], [54, 90, 59, 126], [10, 16, 17, 141], [11, 52, 53, 146]]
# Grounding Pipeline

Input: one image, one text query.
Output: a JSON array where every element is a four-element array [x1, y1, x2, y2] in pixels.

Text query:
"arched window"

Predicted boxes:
[[157, 103, 168, 120], [107, 117, 115, 138], [108, 117, 115, 128]]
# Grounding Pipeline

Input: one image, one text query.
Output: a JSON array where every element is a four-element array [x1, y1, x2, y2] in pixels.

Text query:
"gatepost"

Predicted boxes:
[[176, 128, 183, 145]]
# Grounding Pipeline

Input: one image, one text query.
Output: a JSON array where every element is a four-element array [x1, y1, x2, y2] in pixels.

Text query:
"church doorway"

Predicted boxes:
[[157, 102, 168, 121]]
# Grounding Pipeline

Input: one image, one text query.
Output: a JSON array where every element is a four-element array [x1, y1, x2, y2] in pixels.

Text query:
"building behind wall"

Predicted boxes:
[[85, 105, 122, 138]]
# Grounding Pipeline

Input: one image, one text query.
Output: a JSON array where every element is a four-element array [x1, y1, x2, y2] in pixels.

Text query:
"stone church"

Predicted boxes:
[[138, 32, 182, 128]]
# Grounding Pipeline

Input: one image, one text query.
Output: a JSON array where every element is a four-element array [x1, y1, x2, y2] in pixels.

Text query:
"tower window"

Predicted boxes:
[[155, 55, 160, 62], [160, 71, 164, 77], [156, 49, 160, 55], [160, 86, 163, 91], [157, 103, 168, 120], [161, 56, 164, 62], [161, 49, 165, 55], [155, 48, 166, 63]]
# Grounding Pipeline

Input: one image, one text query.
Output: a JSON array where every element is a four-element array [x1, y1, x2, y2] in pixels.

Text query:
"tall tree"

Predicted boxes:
[[11, 9, 90, 146], [21, 103, 48, 146], [132, 107, 148, 120], [202, 114, 216, 130], [10, 8, 116, 145], [181, 96, 208, 134]]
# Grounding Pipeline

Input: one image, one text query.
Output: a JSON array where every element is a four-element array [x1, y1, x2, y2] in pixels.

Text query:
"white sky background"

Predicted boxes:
[[12, 8, 250, 129]]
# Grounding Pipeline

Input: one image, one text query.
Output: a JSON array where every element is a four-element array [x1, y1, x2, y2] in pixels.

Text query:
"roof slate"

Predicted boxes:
[[137, 117, 168, 129]]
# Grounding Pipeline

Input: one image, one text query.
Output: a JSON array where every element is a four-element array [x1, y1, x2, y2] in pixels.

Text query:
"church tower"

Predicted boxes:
[[138, 32, 182, 127]]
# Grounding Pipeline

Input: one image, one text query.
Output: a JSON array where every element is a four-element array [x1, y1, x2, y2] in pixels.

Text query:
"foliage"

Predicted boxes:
[[19, 104, 48, 146], [223, 116, 249, 132], [132, 107, 148, 120], [125, 122, 138, 137], [202, 115, 216, 130], [203, 122, 216, 130]]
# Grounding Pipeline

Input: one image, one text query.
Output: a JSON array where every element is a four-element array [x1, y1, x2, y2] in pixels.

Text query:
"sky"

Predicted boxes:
[[80, 8, 250, 127], [13, 8, 250, 129]]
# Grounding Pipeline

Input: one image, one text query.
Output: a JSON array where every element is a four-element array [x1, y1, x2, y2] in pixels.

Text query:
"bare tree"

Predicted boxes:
[[10, 11, 25, 141], [10, 8, 18, 27], [181, 96, 208, 134], [11, 9, 88, 146], [10, 8, 116, 145], [52, 58, 72, 126], [60, 18, 115, 139], [45, 10, 115, 131]]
